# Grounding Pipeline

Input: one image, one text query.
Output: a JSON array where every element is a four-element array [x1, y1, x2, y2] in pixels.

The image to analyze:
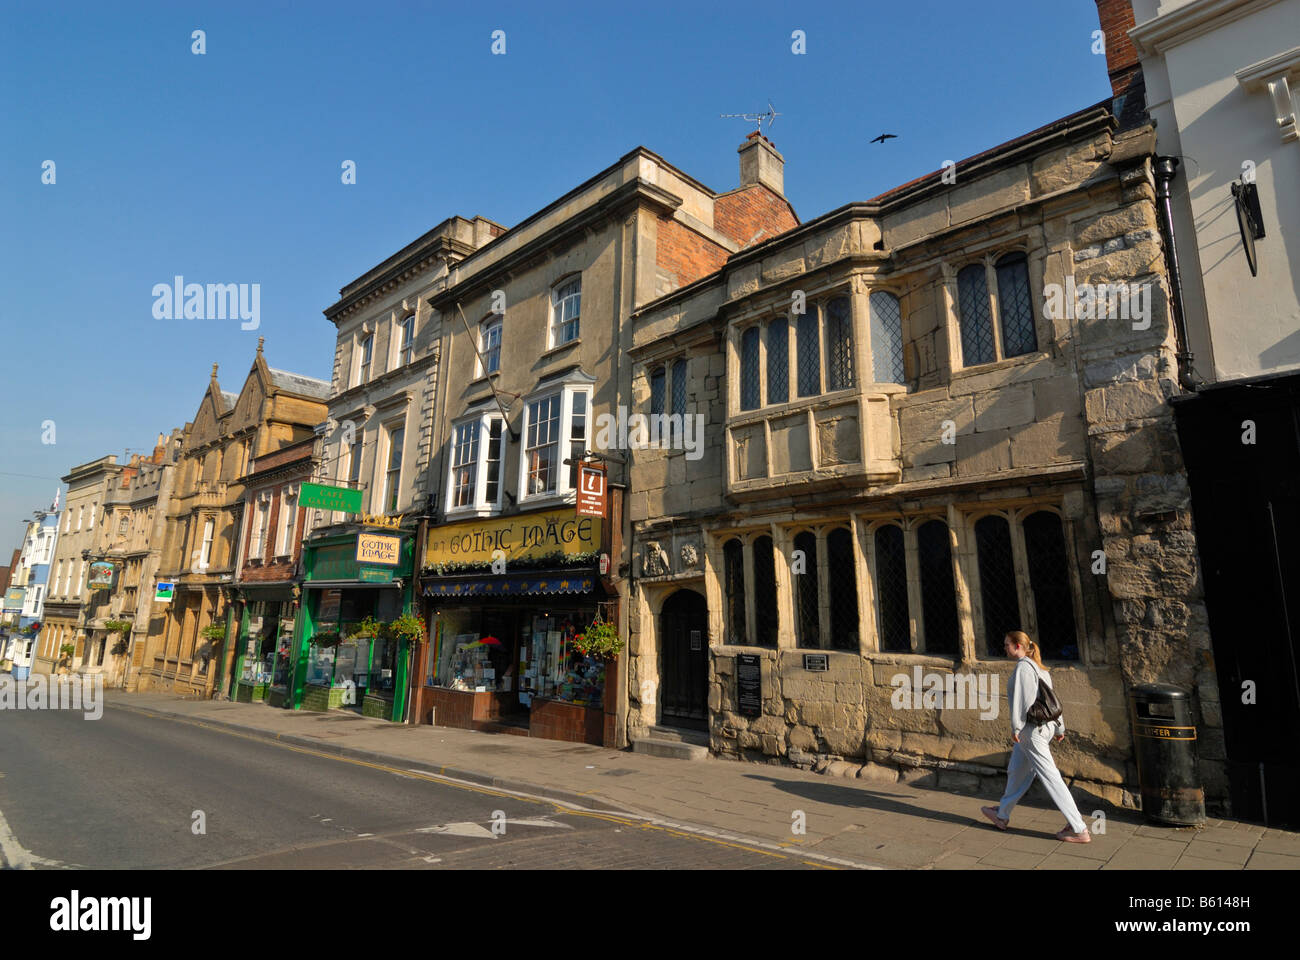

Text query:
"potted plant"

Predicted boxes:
[[57, 642, 76, 674], [569, 616, 624, 660]]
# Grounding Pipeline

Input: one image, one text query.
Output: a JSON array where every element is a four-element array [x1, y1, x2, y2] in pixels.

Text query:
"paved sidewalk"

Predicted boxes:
[[106, 690, 1300, 870]]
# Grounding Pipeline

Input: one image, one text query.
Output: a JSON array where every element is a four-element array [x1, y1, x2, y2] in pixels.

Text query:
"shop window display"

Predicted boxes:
[[430, 608, 606, 709]]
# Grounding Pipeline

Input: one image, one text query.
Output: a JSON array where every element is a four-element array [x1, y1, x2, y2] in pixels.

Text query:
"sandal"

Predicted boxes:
[[980, 806, 1008, 831], [1056, 826, 1092, 843]]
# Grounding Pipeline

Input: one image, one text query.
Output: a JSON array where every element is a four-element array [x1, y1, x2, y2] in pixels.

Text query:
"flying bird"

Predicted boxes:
[[870, 133, 898, 144]]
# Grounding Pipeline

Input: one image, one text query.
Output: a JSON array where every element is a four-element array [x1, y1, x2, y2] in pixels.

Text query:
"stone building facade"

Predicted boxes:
[[142, 341, 328, 697], [38, 456, 123, 675], [86, 432, 183, 689], [626, 105, 1221, 811]]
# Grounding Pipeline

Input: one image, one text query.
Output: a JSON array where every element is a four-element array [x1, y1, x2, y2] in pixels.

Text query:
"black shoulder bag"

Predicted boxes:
[[1026, 667, 1062, 724]]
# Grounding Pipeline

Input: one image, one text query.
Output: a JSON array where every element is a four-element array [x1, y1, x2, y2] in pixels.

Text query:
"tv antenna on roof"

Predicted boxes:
[[720, 100, 781, 132]]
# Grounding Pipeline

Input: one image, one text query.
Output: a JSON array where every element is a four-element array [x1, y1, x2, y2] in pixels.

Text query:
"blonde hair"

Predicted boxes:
[[1005, 630, 1045, 669]]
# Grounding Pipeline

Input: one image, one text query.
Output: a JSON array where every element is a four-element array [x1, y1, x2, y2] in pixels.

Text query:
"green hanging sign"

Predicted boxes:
[[300, 482, 362, 513]]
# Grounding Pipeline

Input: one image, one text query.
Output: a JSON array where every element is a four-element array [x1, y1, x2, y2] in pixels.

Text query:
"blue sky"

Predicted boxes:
[[0, 0, 1112, 553]]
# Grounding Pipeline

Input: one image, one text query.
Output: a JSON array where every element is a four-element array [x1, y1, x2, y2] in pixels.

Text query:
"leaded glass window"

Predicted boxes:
[[975, 515, 1020, 656], [825, 296, 855, 391], [650, 367, 666, 417], [767, 318, 788, 405], [740, 327, 761, 410], [917, 519, 959, 655], [1023, 511, 1078, 660], [957, 264, 995, 367], [996, 253, 1037, 358], [828, 527, 859, 651], [797, 308, 821, 397], [794, 531, 820, 648], [874, 524, 910, 652], [870, 291, 905, 384], [753, 535, 778, 648], [724, 538, 747, 643]]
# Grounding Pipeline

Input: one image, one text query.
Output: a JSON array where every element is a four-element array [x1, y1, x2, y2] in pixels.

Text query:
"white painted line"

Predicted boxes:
[[0, 804, 62, 869]]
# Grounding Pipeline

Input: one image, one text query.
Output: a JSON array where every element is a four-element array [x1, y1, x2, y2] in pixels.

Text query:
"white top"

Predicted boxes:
[[1009, 657, 1065, 738]]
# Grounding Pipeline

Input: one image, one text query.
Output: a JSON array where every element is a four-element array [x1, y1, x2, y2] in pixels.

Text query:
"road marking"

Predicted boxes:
[[109, 704, 881, 869], [416, 822, 495, 839], [0, 803, 63, 870]]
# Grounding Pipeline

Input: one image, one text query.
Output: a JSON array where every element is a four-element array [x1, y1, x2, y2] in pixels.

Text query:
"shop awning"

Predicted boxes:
[[422, 570, 596, 599]]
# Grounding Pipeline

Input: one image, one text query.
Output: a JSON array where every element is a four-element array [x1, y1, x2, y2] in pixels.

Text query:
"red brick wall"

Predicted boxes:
[[656, 215, 731, 289], [714, 184, 799, 250]]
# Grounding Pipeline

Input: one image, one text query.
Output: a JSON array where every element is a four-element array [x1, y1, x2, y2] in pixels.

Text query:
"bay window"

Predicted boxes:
[[518, 371, 596, 501]]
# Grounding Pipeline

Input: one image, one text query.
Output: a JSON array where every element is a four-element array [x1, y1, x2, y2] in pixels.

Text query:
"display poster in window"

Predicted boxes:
[[576, 464, 606, 518], [737, 653, 762, 717]]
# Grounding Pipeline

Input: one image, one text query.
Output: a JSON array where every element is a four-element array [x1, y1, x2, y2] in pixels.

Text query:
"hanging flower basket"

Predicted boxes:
[[313, 629, 342, 647], [387, 612, 426, 646], [347, 616, 385, 642], [569, 617, 623, 661], [200, 623, 227, 642]]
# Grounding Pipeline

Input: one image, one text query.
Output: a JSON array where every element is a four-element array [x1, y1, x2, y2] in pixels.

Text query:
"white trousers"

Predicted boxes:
[[997, 724, 1086, 833]]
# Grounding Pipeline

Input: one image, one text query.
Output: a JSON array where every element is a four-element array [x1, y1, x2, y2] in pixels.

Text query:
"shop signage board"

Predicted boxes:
[[3, 587, 25, 611], [737, 653, 762, 717], [154, 582, 175, 603], [358, 566, 393, 583], [803, 653, 829, 672], [575, 464, 606, 518], [299, 482, 362, 513], [87, 561, 116, 591], [425, 507, 601, 568], [356, 533, 401, 566]]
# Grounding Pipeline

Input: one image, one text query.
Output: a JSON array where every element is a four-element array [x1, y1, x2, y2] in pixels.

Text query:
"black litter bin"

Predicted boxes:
[[1130, 683, 1206, 825]]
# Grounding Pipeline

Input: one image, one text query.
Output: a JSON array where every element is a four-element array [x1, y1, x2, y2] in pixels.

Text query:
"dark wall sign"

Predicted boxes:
[[803, 653, 829, 672], [737, 653, 762, 717]]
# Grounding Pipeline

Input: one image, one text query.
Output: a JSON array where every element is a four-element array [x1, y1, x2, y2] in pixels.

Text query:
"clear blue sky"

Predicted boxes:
[[0, 0, 1113, 554]]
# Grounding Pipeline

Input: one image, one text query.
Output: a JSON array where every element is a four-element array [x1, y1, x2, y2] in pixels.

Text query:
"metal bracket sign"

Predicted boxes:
[[154, 582, 175, 603], [576, 463, 606, 518], [300, 482, 363, 514]]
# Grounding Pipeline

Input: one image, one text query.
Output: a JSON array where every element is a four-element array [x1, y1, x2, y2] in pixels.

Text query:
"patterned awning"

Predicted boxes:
[[422, 571, 596, 599]]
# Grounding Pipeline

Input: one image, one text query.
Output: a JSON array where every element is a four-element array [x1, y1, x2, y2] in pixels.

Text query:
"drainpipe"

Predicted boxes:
[[1153, 157, 1196, 392]]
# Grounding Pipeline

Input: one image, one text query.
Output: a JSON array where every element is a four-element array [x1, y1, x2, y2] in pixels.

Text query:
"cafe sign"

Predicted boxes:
[[357, 533, 401, 567], [299, 482, 363, 514], [425, 508, 601, 568]]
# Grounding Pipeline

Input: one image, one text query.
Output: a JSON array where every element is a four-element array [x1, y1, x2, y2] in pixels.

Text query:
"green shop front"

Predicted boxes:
[[295, 528, 415, 721]]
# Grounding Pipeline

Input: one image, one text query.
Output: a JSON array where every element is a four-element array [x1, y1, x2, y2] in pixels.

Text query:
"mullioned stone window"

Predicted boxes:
[[955, 251, 1038, 367]]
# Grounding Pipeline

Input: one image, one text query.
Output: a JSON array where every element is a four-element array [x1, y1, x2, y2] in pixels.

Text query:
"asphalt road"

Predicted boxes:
[[0, 700, 819, 870]]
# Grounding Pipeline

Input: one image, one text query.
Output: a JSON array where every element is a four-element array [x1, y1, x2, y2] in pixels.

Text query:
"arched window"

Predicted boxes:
[[1023, 511, 1078, 660], [740, 327, 761, 411], [797, 307, 821, 397], [917, 519, 959, 655], [975, 515, 1020, 656], [767, 318, 788, 405], [825, 296, 855, 391], [649, 366, 666, 417], [827, 527, 859, 651], [794, 531, 820, 648], [724, 538, 747, 643], [995, 253, 1037, 358], [753, 536, 778, 647], [957, 264, 995, 367], [874, 525, 909, 652], [870, 291, 905, 384]]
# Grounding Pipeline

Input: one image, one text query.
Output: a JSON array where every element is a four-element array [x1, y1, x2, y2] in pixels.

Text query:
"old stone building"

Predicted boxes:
[[403, 138, 797, 745], [142, 341, 328, 697], [626, 103, 1220, 811], [82, 432, 183, 689], [37, 456, 123, 675]]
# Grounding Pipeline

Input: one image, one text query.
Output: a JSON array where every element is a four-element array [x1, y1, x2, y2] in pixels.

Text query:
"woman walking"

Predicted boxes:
[[981, 631, 1091, 842]]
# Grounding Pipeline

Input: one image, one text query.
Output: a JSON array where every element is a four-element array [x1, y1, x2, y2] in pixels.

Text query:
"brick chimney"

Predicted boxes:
[[1094, 0, 1146, 126], [738, 131, 784, 196], [153, 432, 166, 463]]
